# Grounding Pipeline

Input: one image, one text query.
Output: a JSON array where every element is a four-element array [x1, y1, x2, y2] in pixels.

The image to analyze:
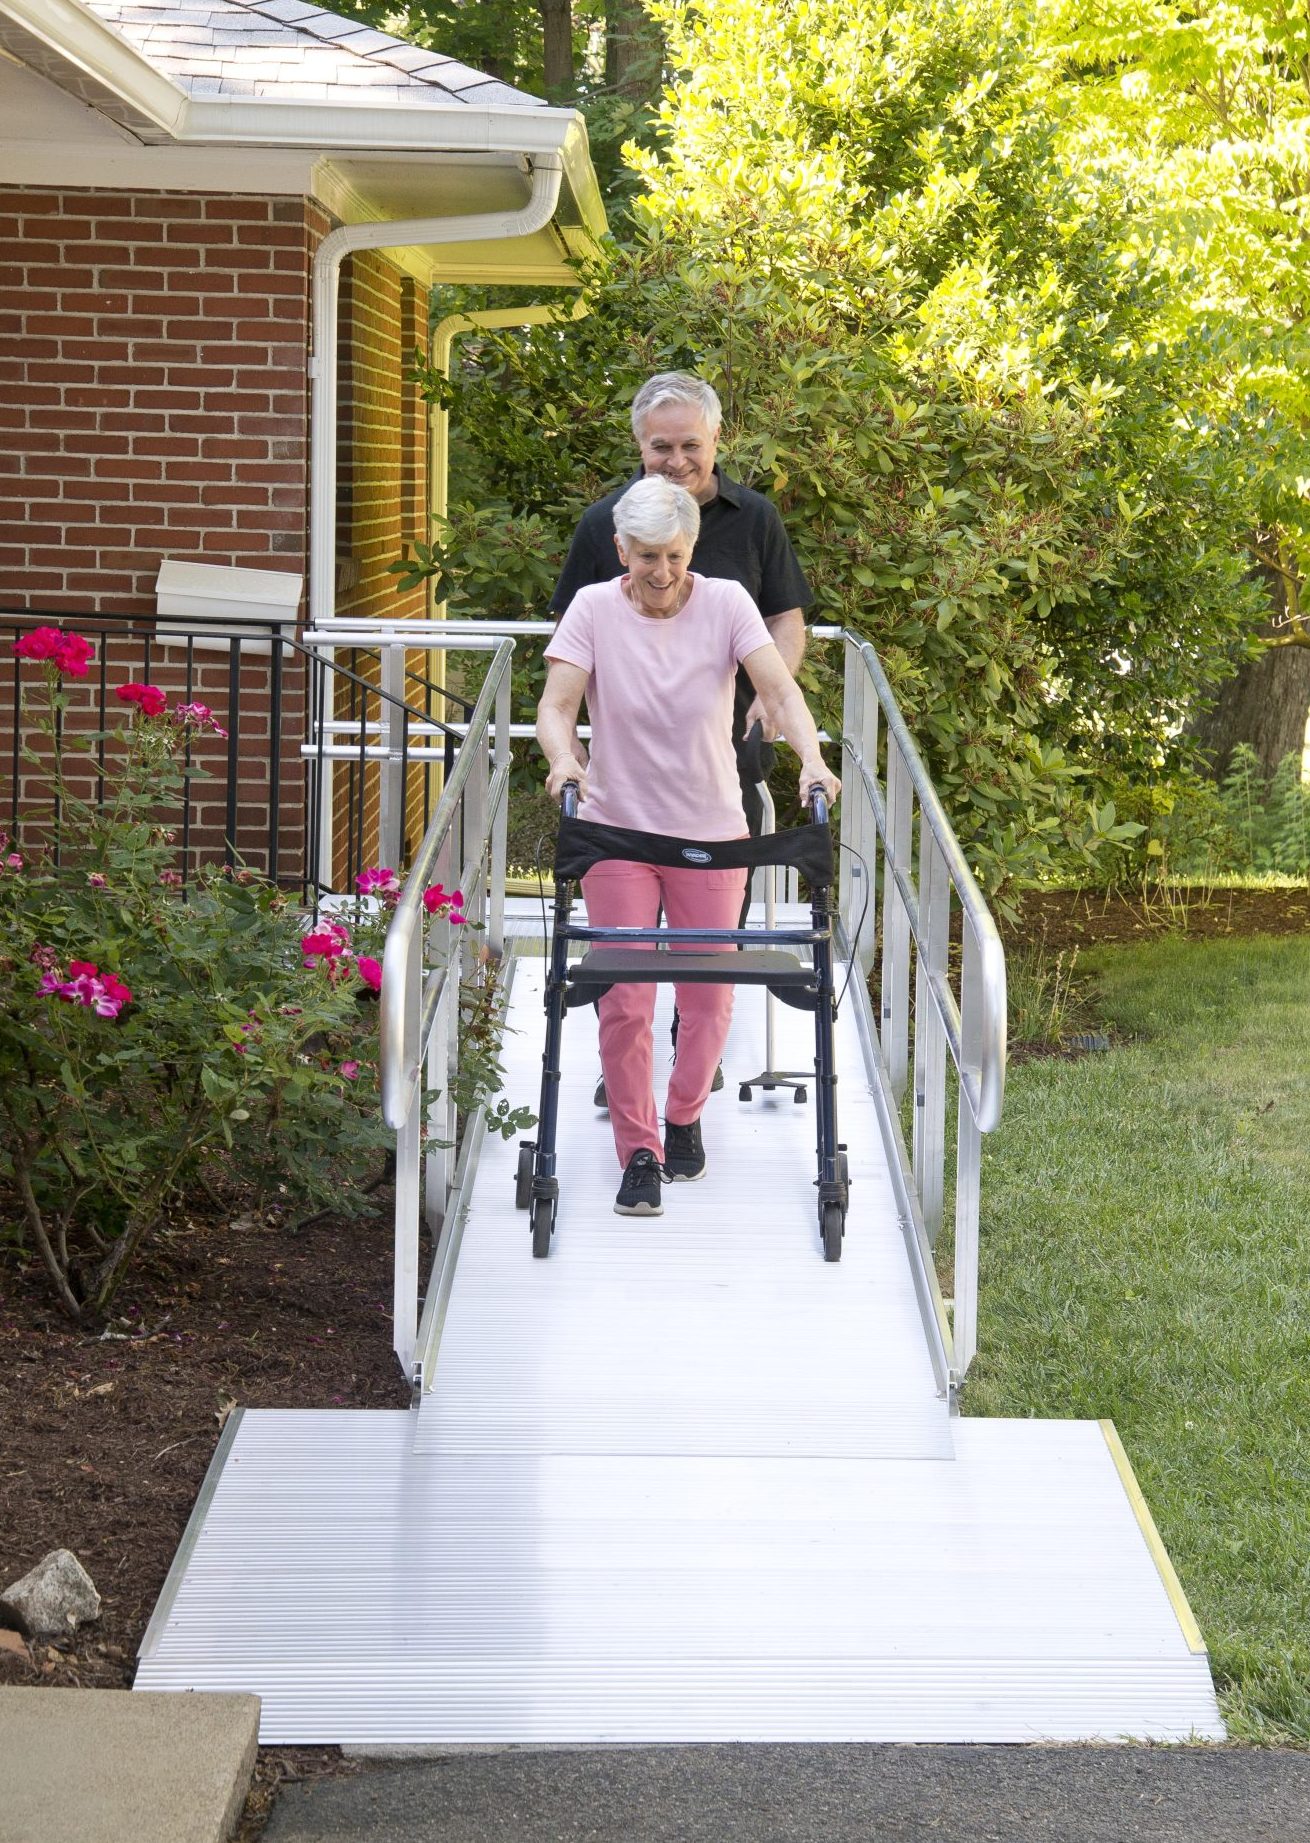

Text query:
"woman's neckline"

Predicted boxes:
[[620, 572, 698, 622]]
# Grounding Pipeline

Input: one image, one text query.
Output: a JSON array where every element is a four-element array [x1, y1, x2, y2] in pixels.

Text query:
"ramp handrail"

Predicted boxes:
[[838, 633, 1006, 1383], [342, 618, 1004, 1389], [375, 637, 514, 1376]]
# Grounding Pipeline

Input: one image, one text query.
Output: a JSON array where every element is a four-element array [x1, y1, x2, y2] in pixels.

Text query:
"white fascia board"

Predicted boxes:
[[179, 99, 606, 240], [0, 0, 185, 137], [180, 97, 573, 158]]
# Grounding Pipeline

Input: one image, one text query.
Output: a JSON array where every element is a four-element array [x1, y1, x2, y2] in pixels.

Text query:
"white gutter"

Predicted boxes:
[[308, 151, 563, 626]]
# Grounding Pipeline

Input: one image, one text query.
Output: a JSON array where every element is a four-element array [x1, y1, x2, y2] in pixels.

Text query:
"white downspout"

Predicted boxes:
[[305, 153, 564, 882], [307, 152, 564, 626]]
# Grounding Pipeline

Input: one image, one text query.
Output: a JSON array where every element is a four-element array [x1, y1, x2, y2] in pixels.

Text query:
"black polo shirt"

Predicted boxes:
[[551, 468, 812, 620], [550, 469, 813, 743]]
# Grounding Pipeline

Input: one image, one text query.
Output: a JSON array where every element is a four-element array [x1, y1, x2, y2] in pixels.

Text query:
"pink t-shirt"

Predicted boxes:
[[546, 574, 772, 838]]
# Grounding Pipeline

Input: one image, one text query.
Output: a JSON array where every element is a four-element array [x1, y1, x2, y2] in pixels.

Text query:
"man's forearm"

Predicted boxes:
[[763, 608, 806, 674]]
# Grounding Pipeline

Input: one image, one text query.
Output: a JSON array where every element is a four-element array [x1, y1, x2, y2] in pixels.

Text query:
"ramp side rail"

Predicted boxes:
[[339, 619, 1004, 1389], [838, 634, 1007, 1383], [369, 635, 513, 1376]]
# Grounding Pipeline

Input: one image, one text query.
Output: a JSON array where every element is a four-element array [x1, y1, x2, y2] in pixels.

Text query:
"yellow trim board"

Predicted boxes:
[[1099, 1418, 1207, 1655]]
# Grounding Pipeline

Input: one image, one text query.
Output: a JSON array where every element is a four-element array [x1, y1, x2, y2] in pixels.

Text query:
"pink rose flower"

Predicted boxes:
[[14, 627, 94, 677], [4, 852, 22, 872], [42, 960, 132, 1018], [356, 956, 382, 992], [422, 883, 466, 922], [338, 1061, 361, 1081], [356, 866, 401, 898], [158, 868, 183, 888], [173, 701, 227, 737], [87, 872, 108, 889], [115, 682, 168, 717], [301, 921, 351, 965]]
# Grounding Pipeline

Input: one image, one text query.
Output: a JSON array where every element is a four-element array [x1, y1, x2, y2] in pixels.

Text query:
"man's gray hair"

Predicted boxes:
[[630, 372, 722, 440], [613, 475, 701, 550]]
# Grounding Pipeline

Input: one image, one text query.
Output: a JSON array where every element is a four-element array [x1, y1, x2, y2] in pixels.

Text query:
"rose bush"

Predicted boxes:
[[0, 630, 517, 1325]]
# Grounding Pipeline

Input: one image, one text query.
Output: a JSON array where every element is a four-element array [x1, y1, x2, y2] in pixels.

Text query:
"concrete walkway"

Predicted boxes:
[[0, 1689, 259, 1843], [263, 1743, 1310, 1843]]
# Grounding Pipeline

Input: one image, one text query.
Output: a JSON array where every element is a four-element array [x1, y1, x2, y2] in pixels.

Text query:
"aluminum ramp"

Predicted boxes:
[[135, 945, 1224, 1744]]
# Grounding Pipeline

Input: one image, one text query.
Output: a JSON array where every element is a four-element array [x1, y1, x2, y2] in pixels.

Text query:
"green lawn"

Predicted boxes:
[[967, 934, 1310, 1744]]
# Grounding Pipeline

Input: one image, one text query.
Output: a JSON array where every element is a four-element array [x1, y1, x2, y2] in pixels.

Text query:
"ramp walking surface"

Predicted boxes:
[[263, 1743, 1310, 1843]]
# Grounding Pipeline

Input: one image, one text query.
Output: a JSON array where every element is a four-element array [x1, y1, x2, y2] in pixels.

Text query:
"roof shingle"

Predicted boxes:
[[82, 0, 549, 109]]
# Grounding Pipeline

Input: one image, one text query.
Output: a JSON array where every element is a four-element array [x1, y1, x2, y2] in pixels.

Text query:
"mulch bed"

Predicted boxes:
[[1, 882, 1305, 1832], [0, 1196, 410, 1836], [1001, 884, 1310, 953]]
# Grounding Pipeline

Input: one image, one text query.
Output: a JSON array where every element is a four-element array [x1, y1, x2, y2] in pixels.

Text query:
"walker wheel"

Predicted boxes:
[[531, 1195, 555, 1259], [515, 1142, 535, 1211], [822, 1201, 844, 1263]]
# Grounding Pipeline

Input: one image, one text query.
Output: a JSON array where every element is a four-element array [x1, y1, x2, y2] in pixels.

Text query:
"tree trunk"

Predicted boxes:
[[606, 0, 660, 98], [539, 0, 573, 93], [1189, 546, 1310, 779]]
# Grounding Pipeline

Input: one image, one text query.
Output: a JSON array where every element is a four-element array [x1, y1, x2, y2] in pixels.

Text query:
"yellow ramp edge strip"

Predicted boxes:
[[1099, 1418, 1207, 1655]]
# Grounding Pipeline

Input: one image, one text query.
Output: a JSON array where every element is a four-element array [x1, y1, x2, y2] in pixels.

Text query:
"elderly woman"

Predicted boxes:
[[538, 474, 840, 1219]]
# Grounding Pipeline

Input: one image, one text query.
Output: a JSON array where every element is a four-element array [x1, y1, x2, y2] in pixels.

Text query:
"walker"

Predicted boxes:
[[514, 781, 849, 1260]]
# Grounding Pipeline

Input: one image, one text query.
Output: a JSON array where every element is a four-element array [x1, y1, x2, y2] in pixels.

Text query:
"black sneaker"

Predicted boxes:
[[663, 1118, 706, 1182], [614, 1148, 665, 1216]]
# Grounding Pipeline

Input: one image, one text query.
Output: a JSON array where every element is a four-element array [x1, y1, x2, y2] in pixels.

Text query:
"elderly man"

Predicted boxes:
[[550, 371, 813, 834], [551, 373, 816, 1108]]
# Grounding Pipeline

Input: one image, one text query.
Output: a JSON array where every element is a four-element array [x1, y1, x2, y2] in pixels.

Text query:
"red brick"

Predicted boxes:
[[127, 480, 203, 504], [24, 361, 96, 385], [24, 313, 95, 337], [62, 292, 131, 315], [94, 459, 164, 481], [97, 268, 165, 290], [203, 198, 274, 223], [134, 195, 206, 220], [129, 388, 203, 412], [131, 436, 202, 458]]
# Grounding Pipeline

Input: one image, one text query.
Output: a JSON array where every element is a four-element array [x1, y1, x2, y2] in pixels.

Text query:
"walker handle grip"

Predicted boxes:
[[806, 785, 829, 828], [561, 781, 580, 821]]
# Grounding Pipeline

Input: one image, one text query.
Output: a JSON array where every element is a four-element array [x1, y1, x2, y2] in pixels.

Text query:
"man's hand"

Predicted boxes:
[[743, 694, 778, 741], [546, 755, 590, 802]]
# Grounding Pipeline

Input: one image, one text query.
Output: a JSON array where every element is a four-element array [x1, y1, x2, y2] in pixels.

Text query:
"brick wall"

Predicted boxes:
[[0, 186, 317, 614]]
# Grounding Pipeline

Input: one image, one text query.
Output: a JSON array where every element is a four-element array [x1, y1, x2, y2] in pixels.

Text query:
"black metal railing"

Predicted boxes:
[[1, 609, 475, 904]]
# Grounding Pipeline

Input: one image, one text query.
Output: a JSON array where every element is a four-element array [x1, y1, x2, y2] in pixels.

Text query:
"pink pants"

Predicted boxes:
[[582, 857, 749, 1170]]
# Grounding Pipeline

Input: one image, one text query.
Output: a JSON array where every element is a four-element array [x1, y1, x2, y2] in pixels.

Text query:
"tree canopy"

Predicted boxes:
[[384, 0, 1310, 889]]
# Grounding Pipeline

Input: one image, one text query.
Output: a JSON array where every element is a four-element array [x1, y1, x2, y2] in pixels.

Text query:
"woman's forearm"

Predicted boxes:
[[768, 680, 825, 769]]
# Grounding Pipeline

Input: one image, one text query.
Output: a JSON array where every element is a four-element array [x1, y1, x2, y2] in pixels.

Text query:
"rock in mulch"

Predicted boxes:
[[1, 1549, 101, 1639]]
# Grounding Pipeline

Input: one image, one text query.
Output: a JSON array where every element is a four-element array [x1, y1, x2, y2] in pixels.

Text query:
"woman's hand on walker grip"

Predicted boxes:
[[800, 758, 841, 807], [547, 755, 589, 803]]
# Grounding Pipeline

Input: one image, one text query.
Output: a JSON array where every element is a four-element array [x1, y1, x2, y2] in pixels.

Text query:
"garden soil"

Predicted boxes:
[[1, 884, 1305, 1836], [0, 1195, 411, 1836]]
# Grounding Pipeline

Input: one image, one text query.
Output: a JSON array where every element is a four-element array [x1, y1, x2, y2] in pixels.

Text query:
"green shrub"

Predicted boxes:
[[0, 632, 497, 1325]]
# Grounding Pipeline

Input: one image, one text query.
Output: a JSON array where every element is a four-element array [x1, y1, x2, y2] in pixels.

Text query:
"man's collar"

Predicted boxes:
[[712, 467, 743, 507], [628, 464, 744, 507]]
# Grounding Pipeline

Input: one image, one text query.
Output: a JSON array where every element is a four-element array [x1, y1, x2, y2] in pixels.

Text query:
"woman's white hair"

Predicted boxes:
[[613, 475, 701, 550], [630, 372, 722, 440]]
